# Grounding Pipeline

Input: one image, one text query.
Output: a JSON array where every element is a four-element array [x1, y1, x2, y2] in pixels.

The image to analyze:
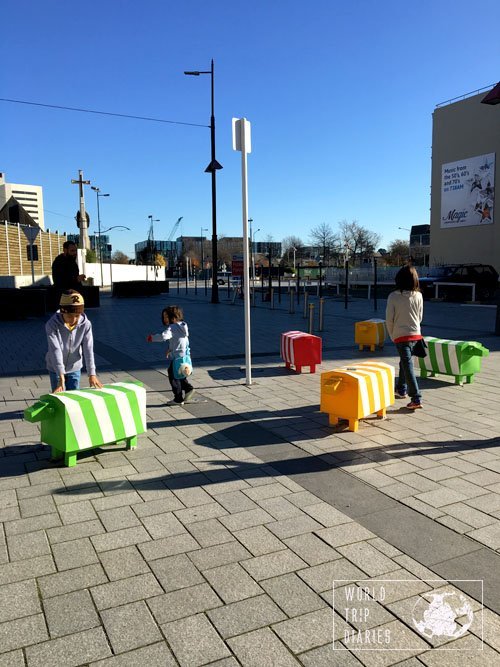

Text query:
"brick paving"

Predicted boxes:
[[1, 289, 500, 665]]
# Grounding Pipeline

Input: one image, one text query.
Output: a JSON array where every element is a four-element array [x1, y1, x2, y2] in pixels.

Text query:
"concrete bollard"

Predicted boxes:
[[308, 303, 314, 334], [319, 297, 324, 332]]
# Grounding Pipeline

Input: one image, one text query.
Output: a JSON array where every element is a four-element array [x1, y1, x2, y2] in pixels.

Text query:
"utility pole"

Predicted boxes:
[[184, 59, 223, 304], [71, 170, 91, 250]]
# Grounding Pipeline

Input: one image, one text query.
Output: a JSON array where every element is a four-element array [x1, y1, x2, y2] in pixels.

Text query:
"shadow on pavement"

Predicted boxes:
[[34, 432, 500, 494]]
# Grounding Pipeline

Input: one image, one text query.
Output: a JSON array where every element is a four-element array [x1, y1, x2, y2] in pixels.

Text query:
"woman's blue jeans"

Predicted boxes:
[[395, 341, 421, 402], [49, 370, 81, 392]]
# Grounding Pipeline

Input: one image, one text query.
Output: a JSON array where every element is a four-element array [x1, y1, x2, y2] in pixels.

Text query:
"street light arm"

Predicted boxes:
[[101, 226, 130, 233], [184, 58, 220, 303]]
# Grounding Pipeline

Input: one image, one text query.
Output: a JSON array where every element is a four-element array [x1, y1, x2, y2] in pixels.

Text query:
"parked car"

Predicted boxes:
[[419, 264, 499, 301], [216, 272, 231, 285], [418, 267, 454, 299]]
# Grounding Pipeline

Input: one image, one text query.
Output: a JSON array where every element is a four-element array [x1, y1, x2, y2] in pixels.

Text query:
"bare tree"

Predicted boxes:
[[282, 235, 304, 266], [111, 250, 130, 264], [182, 238, 202, 268], [338, 220, 381, 265], [309, 223, 339, 264], [282, 235, 303, 253]]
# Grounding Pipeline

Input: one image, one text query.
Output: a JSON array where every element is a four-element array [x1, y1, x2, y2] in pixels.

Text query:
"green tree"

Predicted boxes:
[[154, 252, 166, 267], [86, 249, 97, 263], [386, 239, 410, 266]]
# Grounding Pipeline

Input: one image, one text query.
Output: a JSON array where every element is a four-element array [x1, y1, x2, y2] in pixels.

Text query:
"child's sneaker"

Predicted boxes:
[[167, 400, 184, 406], [184, 389, 196, 403], [406, 401, 422, 410], [395, 391, 408, 399]]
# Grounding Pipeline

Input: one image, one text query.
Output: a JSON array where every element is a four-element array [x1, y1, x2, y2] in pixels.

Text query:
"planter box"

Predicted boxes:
[[0, 288, 24, 320], [112, 281, 169, 298], [19, 288, 48, 317], [1, 287, 48, 319], [79, 286, 100, 308]]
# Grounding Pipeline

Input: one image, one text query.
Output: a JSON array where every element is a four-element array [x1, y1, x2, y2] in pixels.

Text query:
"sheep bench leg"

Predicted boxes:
[[348, 418, 359, 432], [64, 452, 77, 467], [126, 436, 137, 450]]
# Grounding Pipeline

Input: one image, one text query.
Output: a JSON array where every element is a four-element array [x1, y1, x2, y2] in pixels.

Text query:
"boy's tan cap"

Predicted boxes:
[[59, 291, 85, 306]]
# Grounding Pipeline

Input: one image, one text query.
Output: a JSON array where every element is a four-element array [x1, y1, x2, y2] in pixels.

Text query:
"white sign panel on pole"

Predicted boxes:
[[22, 225, 41, 243], [232, 117, 252, 386], [440, 153, 495, 229], [232, 118, 252, 154]]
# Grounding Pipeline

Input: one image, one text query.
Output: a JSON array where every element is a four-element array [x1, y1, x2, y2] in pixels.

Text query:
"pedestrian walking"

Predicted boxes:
[[386, 265, 424, 410], [51, 241, 86, 293], [45, 290, 102, 393], [147, 305, 195, 406]]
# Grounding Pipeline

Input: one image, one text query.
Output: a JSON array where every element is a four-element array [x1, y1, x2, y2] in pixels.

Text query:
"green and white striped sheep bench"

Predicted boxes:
[[417, 337, 489, 386], [24, 381, 146, 467]]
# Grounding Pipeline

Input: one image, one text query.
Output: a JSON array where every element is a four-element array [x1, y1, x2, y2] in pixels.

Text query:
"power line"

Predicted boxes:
[[43, 209, 74, 219], [0, 98, 210, 128]]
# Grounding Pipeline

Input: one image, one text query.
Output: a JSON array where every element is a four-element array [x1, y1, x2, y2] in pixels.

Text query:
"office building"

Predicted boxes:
[[0, 173, 45, 229], [430, 83, 499, 270], [68, 234, 111, 261], [409, 225, 430, 266]]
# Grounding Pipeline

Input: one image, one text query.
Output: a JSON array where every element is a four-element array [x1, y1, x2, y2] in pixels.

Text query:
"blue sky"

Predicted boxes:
[[2, 0, 499, 258]]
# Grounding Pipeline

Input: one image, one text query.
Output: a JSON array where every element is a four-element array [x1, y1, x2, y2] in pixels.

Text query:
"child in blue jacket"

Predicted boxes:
[[147, 305, 195, 406]]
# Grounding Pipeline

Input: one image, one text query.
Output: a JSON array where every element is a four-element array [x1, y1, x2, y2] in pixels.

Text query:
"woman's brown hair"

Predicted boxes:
[[395, 265, 420, 292], [161, 305, 184, 323]]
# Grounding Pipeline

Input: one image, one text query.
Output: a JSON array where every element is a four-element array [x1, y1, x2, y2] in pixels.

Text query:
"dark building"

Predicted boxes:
[[68, 234, 111, 261], [409, 225, 430, 266]]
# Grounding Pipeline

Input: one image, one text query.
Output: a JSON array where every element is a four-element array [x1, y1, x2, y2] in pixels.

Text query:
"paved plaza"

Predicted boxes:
[[1, 287, 500, 666]]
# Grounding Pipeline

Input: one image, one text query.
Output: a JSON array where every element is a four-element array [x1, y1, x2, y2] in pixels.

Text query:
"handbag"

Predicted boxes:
[[412, 338, 427, 358], [172, 346, 193, 379]]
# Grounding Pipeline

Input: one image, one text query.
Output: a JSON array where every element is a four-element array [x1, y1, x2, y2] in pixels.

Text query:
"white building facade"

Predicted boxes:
[[430, 87, 499, 271], [0, 172, 45, 229]]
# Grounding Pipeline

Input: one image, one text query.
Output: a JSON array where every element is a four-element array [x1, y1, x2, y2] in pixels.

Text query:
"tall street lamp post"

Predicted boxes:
[[90, 186, 110, 287], [398, 227, 413, 265], [185, 59, 223, 304], [248, 218, 253, 285], [99, 225, 130, 288], [147, 215, 160, 280]]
